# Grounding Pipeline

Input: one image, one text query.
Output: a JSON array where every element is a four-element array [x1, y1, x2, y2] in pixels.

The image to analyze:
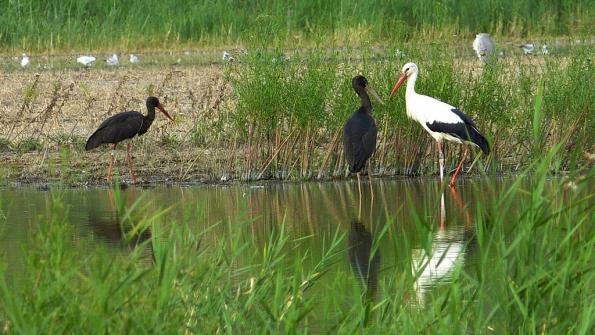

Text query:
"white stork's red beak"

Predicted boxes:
[[390, 73, 408, 97], [157, 104, 174, 121]]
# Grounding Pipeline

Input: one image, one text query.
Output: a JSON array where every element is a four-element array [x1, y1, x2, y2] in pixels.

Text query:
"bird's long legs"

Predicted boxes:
[[368, 162, 374, 202], [449, 145, 468, 188], [107, 144, 117, 182], [437, 142, 445, 183], [126, 142, 137, 184], [357, 172, 362, 220]]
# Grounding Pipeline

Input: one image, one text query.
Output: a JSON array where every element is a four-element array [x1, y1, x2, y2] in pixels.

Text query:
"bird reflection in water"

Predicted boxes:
[[348, 220, 381, 303], [412, 188, 476, 305], [86, 187, 154, 263]]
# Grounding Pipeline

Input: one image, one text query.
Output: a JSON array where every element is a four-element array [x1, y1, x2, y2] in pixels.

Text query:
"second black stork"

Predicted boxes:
[[85, 96, 174, 183], [343, 75, 383, 199]]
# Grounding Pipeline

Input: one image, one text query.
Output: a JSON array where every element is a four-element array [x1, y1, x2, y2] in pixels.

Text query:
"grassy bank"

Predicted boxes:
[[0, 42, 593, 185], [0, 151, 593, 333], [1, 0, 593, 52]]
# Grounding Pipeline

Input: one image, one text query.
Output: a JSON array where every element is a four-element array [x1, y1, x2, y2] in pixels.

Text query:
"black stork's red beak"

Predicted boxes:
[[390, 73, 408, 97], [157, 104, 174, 121]]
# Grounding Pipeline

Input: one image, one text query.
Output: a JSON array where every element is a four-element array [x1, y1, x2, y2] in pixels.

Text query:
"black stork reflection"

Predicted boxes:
[[86, 188, 154, 263], [85, 96, 174, 183], [348, 220, 381, 302], [343, 75, 383, 200]]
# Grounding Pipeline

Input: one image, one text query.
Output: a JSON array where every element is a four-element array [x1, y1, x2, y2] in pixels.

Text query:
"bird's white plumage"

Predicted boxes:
[[520, 43, 534, 55], [77, 55, 96, 66], [222, 51, 234, 62], [412, 227, 465, 304], [129, 54, 140, 64], [400, 63, 466, 143], [472, 33, 495, 62], [107, 54, 119, 66], [20, 53, 30, 68]]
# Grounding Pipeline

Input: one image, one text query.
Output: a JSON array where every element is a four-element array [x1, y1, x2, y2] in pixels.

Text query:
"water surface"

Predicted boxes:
[[0, 177, 552, 311]]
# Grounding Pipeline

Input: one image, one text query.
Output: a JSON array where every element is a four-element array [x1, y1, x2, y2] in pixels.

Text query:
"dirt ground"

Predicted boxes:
[[0, 64, 238, 186]]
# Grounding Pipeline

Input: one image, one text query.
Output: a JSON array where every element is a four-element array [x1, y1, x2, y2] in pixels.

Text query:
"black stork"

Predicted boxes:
[[389, 63, 490, 187], [343, 75, 383, 200], [85, 96, 174, 183]]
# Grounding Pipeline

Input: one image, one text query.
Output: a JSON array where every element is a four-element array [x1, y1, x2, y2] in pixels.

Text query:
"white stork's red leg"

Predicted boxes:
[[439, 191, 446, 229], [437, 141, 445, 183], [449, 145, 468, 187], [107, 143, 116, 182], [126, 142, 137, 184]]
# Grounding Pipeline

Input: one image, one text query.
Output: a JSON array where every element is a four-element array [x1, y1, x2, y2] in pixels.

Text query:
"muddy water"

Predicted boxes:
[[0, 177, 549, 308]]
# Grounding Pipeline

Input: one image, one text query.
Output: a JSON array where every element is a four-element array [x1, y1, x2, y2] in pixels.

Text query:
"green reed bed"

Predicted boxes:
[[0, 150, 592, 333], [0, 43, 591, 184], [1, 0, 592, 52], [222, 44, 593, 180]]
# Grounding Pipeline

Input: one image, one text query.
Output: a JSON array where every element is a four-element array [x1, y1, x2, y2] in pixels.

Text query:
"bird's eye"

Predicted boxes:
[[405, 68, 410, 73]]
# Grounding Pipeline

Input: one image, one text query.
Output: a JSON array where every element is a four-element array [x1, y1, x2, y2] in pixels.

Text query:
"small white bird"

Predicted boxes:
[[395, 49, 406, 58], [20, 53, 30, 68], [222, 51, 234, 62], [519, 43, 534, 55], [541, 43, 549, 55], [389, 63, 490, 187], [107, 54, 119, 66], [472, 33, 496, 62], [129, 54, 140, 64], [77, 55, 96, 66]]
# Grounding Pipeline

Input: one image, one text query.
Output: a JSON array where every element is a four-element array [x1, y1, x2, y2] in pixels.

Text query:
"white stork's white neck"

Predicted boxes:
[[406, 72, 418, 97], [404, 71, 419, 120]]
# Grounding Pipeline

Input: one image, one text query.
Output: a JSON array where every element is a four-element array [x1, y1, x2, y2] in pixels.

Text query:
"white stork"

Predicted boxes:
[[390, 63, 490, 187], [472, 33, 495, 63]]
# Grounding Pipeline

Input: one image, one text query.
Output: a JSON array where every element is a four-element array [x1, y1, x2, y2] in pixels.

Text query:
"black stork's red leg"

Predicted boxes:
[[126, 142, 137, 184], [107, 143, 117, 182]]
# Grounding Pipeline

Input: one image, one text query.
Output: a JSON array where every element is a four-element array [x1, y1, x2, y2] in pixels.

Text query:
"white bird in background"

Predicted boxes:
[[222, 51, 234, 62], [389, 63, 490, 187], [77, 55, 96, 66], [519, 43, 535, 55], [20, 53, 30, 68], [541, 43, 549, 55], [107, 54, 119, 66], [472, 33, 496, 62], [129, 54, 140, 64]]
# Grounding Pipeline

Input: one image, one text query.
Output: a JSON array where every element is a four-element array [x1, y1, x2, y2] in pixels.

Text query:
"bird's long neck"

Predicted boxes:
[[145, 103, 156, 123], [406, 72, 418, 97], [356, 86, 372, 112]]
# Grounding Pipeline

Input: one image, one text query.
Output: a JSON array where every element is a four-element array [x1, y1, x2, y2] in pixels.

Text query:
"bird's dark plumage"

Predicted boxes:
[[348, 220, 380, 295], [343, 75, 378, 173], [85, 96, 164, 151]]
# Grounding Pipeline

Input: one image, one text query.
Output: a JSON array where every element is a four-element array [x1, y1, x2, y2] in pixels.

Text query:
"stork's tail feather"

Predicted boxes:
[[85, 132, 103, 151]]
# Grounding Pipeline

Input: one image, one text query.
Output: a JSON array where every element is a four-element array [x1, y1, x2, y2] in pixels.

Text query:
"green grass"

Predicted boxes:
[[0, 147, 593, 333], [1, 0, 592, 52]]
